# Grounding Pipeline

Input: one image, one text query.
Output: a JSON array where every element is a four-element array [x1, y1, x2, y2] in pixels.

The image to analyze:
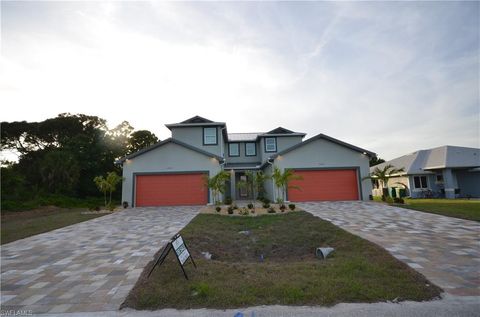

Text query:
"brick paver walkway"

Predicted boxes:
[[301, 201, 480, 296], [1, 206, 200, 314]]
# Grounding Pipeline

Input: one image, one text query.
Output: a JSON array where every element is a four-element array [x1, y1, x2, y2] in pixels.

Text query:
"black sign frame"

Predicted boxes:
[[147, 233, 197, 280]]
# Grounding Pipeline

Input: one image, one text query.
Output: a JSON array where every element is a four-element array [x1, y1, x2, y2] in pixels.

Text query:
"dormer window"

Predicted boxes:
[[203, 127, 217, 145], [265, 137, 277, 152]]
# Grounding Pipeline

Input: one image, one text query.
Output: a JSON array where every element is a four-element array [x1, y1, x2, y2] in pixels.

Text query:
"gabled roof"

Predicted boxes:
[[270, 133, 376, 159], [371, 145, 480, 175], [266, 127, 295, 134], [116, 138, 223, 164], [165, 116, 226, 130], [180, 115, 213, 124]]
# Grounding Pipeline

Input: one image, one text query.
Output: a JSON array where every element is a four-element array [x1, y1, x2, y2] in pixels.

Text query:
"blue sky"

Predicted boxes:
[[1, 1, 478, 159]]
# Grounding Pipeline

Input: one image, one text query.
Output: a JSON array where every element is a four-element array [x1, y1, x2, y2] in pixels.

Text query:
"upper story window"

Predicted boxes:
[[245, 142, 256, 156], [264, 137, 277, 152], [203, 127, 217, 145], [228, 143, 240, 156], [413, 176, 428, 189]]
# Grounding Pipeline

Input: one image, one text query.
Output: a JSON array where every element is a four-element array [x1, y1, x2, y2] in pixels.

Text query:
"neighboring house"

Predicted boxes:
[[117, 116, 375, 207], [371, 146, 480, 199]]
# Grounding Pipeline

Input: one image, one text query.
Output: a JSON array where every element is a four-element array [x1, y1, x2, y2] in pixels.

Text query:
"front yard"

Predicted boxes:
[[1, 206, 110, 244], [401, 199, 480, 222], [123, 211, 441, 309]]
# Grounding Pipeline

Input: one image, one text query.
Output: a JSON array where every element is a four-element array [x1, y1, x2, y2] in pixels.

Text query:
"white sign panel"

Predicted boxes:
[[172, 235, 190, 265]]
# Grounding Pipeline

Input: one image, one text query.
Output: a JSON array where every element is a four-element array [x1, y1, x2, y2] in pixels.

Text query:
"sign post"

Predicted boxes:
[[147, 233, 196, 280]]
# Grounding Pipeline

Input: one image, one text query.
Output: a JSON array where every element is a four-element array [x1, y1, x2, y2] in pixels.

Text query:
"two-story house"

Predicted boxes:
[[118, 116, 375, 207]]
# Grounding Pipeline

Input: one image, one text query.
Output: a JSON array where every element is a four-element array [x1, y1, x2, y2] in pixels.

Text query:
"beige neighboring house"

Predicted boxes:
[[371, 145, 480, 199]]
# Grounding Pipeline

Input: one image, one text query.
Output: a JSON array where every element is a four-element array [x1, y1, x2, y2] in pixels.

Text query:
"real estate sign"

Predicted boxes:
[[172, 235, 190, 265], [147, 233, 196, 279]]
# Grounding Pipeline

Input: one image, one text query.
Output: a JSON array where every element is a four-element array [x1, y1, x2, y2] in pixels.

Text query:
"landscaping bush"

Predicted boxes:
[[224, 197, 232, 205], [107, 202, 116, 211], [232, 204, 238, 210], [267, 207, 276, 213], [280, 204, 286, 212], [262, 202, 270, 209], [239, 207, 249, 216], [227, 206, 234, 214], [215, 206, 221, 212], [288, 203, 296, 211], [247, 203, 254, 209], [261, 198, 271, 204], [385, 196, 394, 204], [122, 201, 129, 208], [393, 197, 405, 204]]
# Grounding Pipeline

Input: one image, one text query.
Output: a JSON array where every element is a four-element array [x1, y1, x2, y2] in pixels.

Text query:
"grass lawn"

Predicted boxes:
[[401, 199, 480, 222], [1, 206, 109, 244], [123, 211, 441, 309]]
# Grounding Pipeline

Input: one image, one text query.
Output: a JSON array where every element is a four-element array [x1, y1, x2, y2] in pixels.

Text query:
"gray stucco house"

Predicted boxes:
[[118, 116, 375, 207], [371, 146, 480, 199]]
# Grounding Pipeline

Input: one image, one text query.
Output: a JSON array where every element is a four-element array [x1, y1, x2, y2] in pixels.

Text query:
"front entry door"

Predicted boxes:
[[239, 175, 248, 197]]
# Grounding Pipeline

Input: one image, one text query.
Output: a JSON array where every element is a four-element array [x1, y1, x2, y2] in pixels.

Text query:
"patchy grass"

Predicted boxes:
[[1, 206, 109, 244], [123, 212, 441, 309], [401, 199, 480, 222]]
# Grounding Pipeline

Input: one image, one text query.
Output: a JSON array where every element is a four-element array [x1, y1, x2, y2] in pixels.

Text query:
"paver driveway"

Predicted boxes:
[[301, 201, 480, 296], [1, 206, 200, 314]]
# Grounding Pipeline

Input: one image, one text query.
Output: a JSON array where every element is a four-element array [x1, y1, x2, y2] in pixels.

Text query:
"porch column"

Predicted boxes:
[[443, 169, 458, 199], [230, 170, 236, 200]]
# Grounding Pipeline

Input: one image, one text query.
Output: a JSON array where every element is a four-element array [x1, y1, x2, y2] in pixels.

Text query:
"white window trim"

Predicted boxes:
[[203, 127, 217, 145], [245, 142, 256, 156], [413, 176, 428, 189], [265, 137, 277, 152], [228, 143, 240, 157]]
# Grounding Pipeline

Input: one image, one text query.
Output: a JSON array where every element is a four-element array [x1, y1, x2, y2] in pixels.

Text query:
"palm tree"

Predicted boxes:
[[106, 171, 123, 205], [364, 164, 405, 199], [271, 167, 303, 204], [94, 175, 109, 207], [205, 171, 231, 205]]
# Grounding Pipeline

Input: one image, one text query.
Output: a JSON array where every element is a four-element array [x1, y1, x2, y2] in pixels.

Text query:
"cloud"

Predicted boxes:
[[1, 1, 478, 160]]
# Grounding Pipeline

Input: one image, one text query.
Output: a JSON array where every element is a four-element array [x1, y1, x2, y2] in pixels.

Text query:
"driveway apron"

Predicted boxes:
[[300, 201, 480, 296], [1, 206, 200, 314]]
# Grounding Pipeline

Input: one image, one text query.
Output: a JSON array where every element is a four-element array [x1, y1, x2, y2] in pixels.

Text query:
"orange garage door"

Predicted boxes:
[[288, 169, 359, 202], [135, 173, 207, 206]]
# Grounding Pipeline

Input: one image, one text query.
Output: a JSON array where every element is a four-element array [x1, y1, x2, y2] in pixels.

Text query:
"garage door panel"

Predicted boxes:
[[288, 169, 359, 202], [136, 173, 207, 206]]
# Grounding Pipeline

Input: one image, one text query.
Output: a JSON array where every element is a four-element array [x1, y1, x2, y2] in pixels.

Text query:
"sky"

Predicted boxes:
[[1, 1, 479, 160]]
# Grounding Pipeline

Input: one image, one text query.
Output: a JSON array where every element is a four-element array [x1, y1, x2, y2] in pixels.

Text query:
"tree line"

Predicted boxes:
[[1, 113, 159, 207]]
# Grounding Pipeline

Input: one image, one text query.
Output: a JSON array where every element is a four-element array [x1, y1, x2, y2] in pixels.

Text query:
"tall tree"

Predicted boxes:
[[128, 130, 159, 154]]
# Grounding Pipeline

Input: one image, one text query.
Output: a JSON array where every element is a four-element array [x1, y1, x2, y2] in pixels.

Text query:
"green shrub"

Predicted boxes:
[[288, 203, 295, 211], [385, 196, 394, 204], [393, 197, 404, 204], [227, 206, 234, 214], [280, 204, 286, 212], [261, 198, 271, 204], [267, 207, 276, 213], [262, 202, 270, 209], [247, 203, 254, 209], [215, 206, 221, 212], [224, 197, 232, 205]]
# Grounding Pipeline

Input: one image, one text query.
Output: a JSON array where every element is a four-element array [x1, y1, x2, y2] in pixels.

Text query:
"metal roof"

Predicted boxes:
[[227, 132, 264, 142], [371, 146, 480, 174]]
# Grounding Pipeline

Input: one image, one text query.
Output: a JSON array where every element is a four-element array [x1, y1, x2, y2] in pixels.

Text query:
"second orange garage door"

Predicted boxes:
[[135, 173, 207, 207], [288, 169, 359, 202]]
